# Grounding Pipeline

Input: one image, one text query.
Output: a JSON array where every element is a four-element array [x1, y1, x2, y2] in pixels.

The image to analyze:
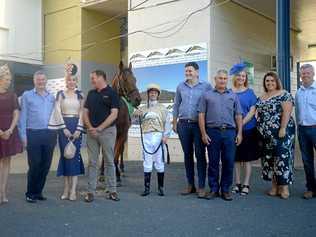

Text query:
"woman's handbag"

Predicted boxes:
[[64, 137, 76, 159]]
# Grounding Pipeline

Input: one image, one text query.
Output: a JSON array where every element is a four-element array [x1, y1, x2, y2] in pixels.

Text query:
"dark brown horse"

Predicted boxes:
[[100, 61, 141, 185]]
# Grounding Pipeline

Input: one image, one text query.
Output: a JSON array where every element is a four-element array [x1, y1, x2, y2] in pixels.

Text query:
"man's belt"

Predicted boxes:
[[179, 119, 198, 123], [300, 125, 316, 128], [207, 124, 235, 130]]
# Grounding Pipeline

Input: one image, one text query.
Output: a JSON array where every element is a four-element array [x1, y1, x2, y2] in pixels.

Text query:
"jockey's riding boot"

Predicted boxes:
[[141, 172, 151, 196], [157, 172, 165, 196]]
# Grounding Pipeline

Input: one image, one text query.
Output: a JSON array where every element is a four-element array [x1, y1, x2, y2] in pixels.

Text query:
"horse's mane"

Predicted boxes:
[[111, 68, 133, 95]]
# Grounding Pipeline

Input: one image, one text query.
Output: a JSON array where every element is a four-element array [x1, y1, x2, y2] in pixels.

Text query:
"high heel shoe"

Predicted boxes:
[[279, 185, 290, 199], [69, 192, 77, 201], [267, 178, 278, 196], [60, 194, 69, 200]]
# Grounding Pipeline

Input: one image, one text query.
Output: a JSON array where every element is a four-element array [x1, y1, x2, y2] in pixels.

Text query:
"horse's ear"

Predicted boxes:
[[119, 61, 124, 72], [129, 62, 133, 71]]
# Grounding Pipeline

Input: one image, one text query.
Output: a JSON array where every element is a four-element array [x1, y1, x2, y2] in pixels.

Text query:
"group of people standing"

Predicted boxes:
[[0, 64, 120, 204], [0, 60, 315, 205], [173, 61, 315, 201]]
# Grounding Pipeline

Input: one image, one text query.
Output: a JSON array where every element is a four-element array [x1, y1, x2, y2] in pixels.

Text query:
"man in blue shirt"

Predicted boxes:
[[296, 64, 316, 199], [198, 69, 243, 201], [173, 62, 212, 199], [19, 71, 56, 203]]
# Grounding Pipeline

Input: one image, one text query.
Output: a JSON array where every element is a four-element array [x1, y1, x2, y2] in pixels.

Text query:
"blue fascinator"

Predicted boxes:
[[229, 62, 247, 75]]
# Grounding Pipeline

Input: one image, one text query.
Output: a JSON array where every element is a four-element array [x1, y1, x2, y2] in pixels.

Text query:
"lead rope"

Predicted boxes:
[[138, 115, 170, 164]]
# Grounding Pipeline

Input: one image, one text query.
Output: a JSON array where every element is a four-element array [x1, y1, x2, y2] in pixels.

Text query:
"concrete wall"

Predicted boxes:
[[128, 0, 211, 77], [210, 1, 299, 95], [80, 8, 121, 92], [81, 9, 121, 65], [294, 0, 316, 62], [0, 0, 42, 65], [128, 0, 300, 95], [42, 2, 121, 93], [43, 0, 82, 64]]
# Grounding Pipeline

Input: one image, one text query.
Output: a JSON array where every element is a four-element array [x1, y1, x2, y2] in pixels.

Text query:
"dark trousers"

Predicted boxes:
[[298, 126, 316, 192], [177, 120, 206, 189], [206, 128, 236, 193], [26, 129, 56, 198]]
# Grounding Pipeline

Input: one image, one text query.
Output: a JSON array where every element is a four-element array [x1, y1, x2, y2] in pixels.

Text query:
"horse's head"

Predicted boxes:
[[112, 61, 141, 107]]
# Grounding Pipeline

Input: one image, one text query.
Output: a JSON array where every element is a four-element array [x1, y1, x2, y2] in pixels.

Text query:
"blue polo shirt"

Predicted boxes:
[[198, 88, 242, 128]]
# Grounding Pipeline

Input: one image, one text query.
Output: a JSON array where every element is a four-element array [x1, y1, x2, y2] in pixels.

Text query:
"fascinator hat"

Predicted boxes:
[[229, 62, 247, 76], [0, 64, 11, 79]]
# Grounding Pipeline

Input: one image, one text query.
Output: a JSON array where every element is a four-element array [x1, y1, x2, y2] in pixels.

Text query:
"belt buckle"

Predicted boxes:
[[220, 125, 227, 131]]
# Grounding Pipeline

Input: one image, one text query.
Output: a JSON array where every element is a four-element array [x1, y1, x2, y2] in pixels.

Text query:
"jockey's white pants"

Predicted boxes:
[[142, 132, 165, 173]]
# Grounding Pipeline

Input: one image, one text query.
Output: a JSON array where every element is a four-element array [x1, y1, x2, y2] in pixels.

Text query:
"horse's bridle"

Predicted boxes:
[[114, 71, 138, 104]]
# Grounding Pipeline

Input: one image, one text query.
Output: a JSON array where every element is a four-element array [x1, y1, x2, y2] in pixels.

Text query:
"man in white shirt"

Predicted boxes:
[[296, 64, 316, 199]]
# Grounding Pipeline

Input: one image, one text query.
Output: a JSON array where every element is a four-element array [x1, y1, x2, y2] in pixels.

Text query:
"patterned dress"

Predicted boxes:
[[256, 92, 296, 185]]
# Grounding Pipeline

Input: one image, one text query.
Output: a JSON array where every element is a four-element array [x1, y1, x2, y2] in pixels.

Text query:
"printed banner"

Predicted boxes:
[[129, 43, 208, 138]]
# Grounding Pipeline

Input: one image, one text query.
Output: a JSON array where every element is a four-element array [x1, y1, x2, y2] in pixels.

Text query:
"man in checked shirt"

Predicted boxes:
[[173, 62, 212, 199]]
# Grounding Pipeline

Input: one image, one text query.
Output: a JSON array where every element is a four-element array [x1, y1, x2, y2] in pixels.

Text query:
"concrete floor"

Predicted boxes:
[[1, 160, 316, 237]]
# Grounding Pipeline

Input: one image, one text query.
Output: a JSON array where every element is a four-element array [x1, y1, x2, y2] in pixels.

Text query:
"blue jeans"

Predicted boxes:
[[26, 129, 57, 198], [298, 126, 316, 191], [206, 128, 236, 193], [177, 120, 206, 189]]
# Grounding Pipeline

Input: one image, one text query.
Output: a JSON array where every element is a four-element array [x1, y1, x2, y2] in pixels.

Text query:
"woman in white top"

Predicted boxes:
[[49, 65, 85, 201]]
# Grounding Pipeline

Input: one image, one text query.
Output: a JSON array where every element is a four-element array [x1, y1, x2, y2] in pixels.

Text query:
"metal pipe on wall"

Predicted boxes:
[[276, 0, 291, 92]]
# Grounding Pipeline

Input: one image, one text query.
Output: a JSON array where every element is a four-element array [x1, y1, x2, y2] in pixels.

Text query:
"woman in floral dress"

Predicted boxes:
[[255, 71, 295, 199]]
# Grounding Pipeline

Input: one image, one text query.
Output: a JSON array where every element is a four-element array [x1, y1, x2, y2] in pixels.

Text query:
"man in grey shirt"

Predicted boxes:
[[198, 69, 243, 201], [173, 62, 212, 199]]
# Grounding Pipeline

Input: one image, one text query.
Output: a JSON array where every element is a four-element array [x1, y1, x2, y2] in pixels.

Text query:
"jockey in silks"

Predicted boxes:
[[134, 84, 172, 196]]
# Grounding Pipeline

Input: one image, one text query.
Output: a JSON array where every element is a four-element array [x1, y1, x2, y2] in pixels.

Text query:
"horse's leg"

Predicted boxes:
[[114, 138, 123, 187], [120, 143, 125, 174], [99, 154, 105, 183]]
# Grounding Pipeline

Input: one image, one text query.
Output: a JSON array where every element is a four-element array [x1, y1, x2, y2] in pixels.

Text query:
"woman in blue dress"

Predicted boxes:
[[230, 63, 258, 196], [49, 64, 85, 201], [255, 72, 295, 199]]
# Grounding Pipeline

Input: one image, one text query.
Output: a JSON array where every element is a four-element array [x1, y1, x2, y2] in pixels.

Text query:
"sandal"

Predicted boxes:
[[240, 185, 250, 196], [232, 184, 242, 193]]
